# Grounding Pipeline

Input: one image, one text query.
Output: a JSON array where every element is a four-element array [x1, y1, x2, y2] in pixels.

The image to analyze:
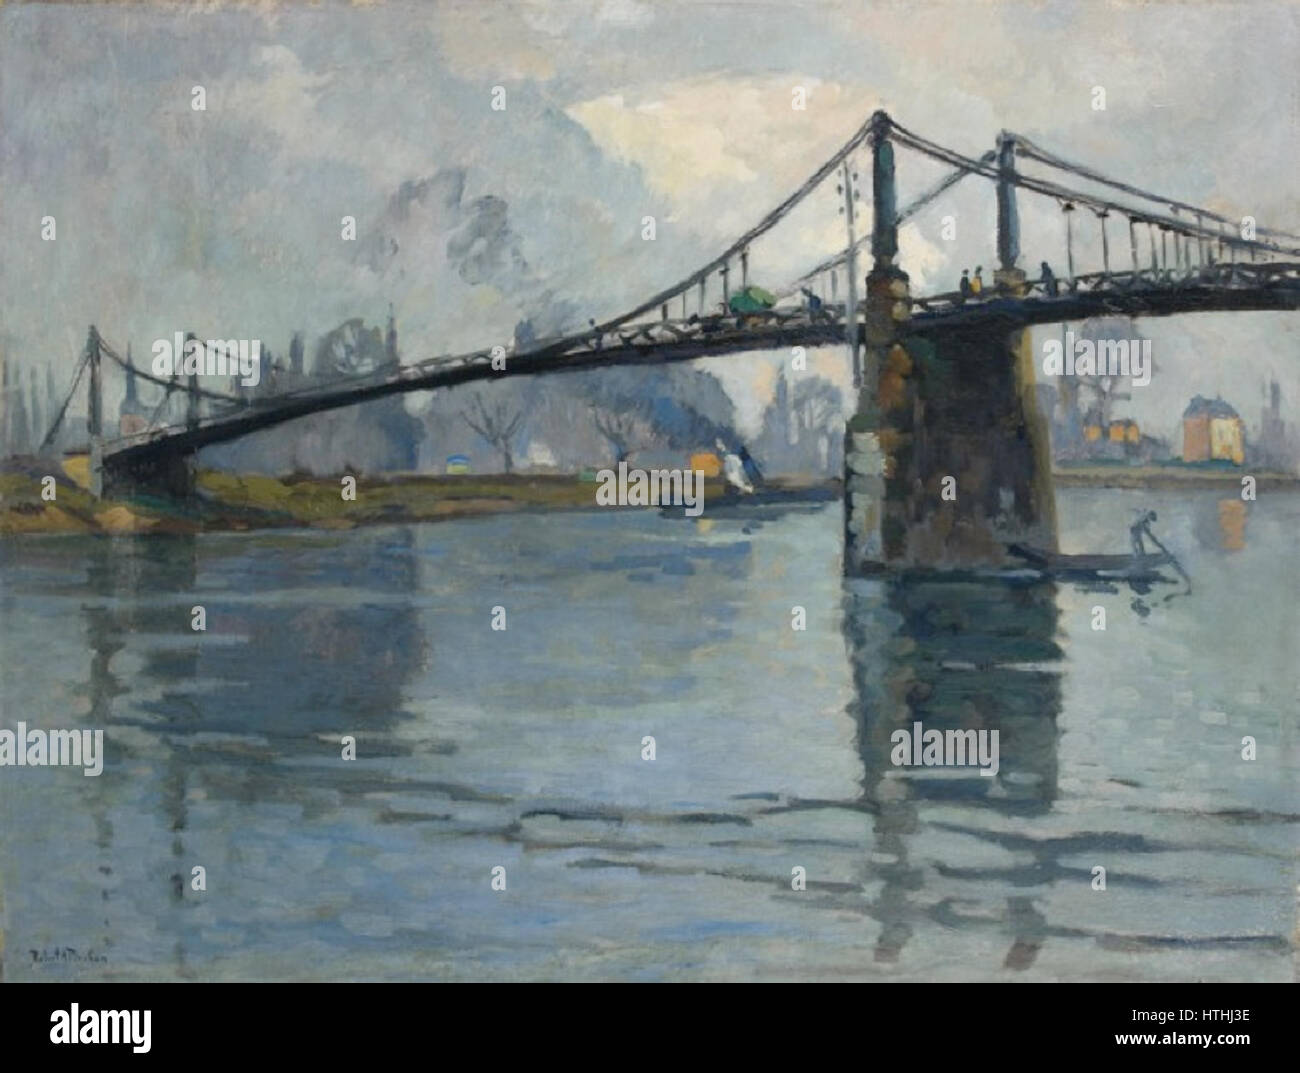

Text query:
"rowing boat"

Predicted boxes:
[[1007, 544, 1174, 581]]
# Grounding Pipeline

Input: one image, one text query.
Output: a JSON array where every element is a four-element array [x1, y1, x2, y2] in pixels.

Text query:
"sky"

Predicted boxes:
[[1, 0, 1297, 444]]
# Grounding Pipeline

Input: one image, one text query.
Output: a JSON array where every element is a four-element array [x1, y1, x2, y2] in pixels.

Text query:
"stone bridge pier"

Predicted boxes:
[[102, 450, 196, 500], [844, 120, 1057, 573]]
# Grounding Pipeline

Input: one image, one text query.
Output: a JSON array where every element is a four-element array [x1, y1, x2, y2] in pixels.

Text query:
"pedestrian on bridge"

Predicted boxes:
[[1041, 261, 1059, 296], [971, 266, 984, 297], [959, 269, 972, 301]]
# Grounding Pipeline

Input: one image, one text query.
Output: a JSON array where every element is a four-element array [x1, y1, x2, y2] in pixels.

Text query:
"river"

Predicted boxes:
[[1, 487, 1296, 981]]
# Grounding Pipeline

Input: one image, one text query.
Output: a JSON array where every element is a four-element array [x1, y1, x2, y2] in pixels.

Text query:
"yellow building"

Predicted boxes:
[[1210, 415, 1245, 465], [1183, 396, 1244, 465]]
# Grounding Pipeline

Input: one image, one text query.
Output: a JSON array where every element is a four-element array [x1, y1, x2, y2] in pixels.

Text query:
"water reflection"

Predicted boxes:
[[79, 531, 429, 971], [1193, 496, 1249, 552], [843, 576, 1064, 967], [1218, 498, 1247, 551], [3, 496, 1290, 981]]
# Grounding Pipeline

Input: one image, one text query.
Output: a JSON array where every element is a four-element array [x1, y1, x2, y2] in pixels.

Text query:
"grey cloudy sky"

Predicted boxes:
[[1, 0, 1296, 441]]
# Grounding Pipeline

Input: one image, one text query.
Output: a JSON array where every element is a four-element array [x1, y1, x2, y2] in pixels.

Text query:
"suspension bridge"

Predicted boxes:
[[40, 110, 1300, 569]]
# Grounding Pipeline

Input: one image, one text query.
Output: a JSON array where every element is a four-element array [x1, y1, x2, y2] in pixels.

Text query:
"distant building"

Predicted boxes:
[[1257, 378, 1295, 472], [1108, 418, 1140, 445], [445, 454, 471, 474], [1082, 404, 1105, 444], [119, 344, 149, 436], [385, 304, 399, 368], [1183, 395, 1244, 464]]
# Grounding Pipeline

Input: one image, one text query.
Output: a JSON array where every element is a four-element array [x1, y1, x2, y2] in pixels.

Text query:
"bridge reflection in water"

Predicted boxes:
[[842, 576, 1064, 968], [76, 532, 429, 978]]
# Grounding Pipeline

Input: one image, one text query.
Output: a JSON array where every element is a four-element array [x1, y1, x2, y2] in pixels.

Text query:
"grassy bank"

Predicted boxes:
[[3, 455, 1290, 537], [0, 459, 744, 536]]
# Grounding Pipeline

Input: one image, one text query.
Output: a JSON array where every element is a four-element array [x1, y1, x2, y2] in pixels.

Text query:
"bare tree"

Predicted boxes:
[[791, 377, 841, 444], [1076, 316, 1147, 427], [317, 318, 385, 377], [460, 390, 525, 473], [590, 403, 646, 464]]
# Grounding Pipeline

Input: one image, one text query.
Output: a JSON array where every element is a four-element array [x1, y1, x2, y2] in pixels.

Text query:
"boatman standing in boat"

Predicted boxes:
[[1130, 509, 1159, 556]]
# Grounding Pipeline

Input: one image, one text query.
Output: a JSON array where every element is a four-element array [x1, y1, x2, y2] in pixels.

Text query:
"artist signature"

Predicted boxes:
[[30, 947, 108, 965]]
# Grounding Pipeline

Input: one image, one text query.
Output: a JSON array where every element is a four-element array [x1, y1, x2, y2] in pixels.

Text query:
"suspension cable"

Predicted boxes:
[[96, 334, 244, 406], [38, 346, 92, 450], [1011, 132, 1300, 243], [592, 110, 883, 330], [787, 150, 998, 291], [887, 119, 1300, 257]]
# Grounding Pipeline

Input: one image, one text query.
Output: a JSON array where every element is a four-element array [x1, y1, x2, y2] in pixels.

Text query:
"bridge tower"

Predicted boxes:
[[844, 110, 905, 572], [844, 117, 1058, 572], [996, 131, 1020, 274], [185, 332, 201, 431], [992, 131, 1058, 558], [87, 326, 103, 499]]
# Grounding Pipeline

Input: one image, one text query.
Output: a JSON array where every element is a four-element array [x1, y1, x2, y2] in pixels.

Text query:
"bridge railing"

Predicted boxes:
[[910, 260, 1300, 312]]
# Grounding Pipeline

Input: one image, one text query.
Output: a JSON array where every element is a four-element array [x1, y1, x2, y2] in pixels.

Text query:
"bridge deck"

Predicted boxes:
[[104, 263, 1300, 466]]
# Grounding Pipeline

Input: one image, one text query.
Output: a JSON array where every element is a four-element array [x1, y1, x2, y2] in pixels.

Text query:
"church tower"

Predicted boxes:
[[119, 343, 149, 436]]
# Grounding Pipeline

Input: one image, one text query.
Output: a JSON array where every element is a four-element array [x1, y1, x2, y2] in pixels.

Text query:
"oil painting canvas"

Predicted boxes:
[[1, 0, 1297, 992]]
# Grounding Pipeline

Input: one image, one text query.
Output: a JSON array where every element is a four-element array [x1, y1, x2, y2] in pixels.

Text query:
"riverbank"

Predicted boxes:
[[1053, 464, 1300, 490], [0, 458, 826, 536], [4, 456, 1293, 536]]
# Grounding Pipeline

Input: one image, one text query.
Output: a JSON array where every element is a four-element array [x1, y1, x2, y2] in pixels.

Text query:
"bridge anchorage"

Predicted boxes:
[[49, 111, 1299, 573]]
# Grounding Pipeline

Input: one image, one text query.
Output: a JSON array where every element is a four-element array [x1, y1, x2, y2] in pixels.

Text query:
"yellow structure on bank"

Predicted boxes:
[[1182, 396, 1245, 465], [1108, 418, 1140, 444], [1082, 417, 1140, 444], [689, 451, 722, 477]]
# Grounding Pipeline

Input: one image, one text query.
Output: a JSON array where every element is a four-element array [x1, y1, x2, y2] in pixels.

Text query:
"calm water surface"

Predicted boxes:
[[1, 487, 1296, 980]]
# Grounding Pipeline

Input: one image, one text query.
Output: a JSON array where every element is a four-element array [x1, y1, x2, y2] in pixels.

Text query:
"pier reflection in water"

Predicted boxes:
[[843, 576, 1063, 967]]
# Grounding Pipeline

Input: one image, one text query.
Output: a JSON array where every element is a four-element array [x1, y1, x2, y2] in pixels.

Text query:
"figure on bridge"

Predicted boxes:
[[971, 266, 984, 297], [1041, 261, 1058, 296], [959, 270, 971, 301]]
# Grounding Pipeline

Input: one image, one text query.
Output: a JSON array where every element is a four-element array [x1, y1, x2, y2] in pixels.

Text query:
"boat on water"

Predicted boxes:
[[1007, 544, 1174, 582]]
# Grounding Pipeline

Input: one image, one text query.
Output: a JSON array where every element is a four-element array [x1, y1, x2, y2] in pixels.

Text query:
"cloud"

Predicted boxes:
[[431, 4, 558, 82], [568, 77, 870, 220]]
